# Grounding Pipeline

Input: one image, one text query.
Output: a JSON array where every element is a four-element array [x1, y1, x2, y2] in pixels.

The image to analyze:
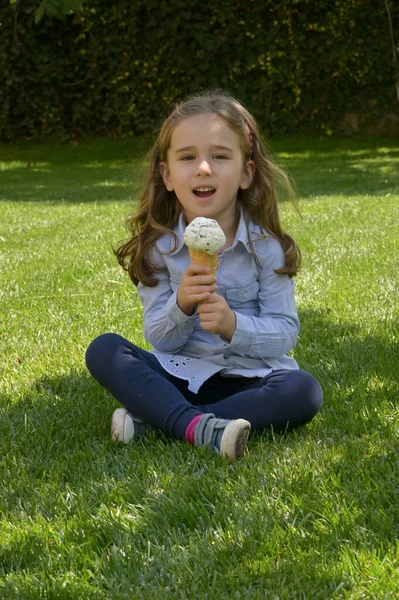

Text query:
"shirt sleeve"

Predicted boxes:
[[224, 238, 300, 359], [137, 251, 197, 353]]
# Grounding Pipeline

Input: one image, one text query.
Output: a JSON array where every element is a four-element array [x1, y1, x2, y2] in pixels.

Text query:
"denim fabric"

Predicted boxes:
[[138, 206, 300, 392]]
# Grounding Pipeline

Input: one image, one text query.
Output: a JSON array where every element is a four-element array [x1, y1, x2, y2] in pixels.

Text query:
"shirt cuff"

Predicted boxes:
[[164, 290, 197, 327], [222, 311, 254, 353]]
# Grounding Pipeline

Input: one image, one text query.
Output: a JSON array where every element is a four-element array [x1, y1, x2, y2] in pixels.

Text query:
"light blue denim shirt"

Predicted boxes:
[[137, 207, 300, 393]]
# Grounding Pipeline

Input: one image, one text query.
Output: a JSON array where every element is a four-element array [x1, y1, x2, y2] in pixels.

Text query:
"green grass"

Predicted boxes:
[[0, 134, 398, 599]]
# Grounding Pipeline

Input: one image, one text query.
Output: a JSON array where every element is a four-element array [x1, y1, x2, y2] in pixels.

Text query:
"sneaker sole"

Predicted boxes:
[[111, 408, 134, 443], [220, 419, 251, 461]]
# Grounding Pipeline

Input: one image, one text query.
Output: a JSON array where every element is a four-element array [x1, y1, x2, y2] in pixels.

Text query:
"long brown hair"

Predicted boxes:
[[116, 90, 301, 286]]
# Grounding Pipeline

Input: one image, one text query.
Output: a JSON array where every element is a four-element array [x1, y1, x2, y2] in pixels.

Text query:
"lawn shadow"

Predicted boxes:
[[293, 308, 399, 548], [0, 138, 149, 204], [1, 349, 398, 594], [295, 308, 399, 402], [0, 136, 397, 203], [271, 135, 399, 198], [264, 308, 398, 451]]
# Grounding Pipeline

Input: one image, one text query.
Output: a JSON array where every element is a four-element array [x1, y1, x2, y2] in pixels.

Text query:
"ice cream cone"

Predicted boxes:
[[188, 248, 219, 275], [185, 217, 225, 277]]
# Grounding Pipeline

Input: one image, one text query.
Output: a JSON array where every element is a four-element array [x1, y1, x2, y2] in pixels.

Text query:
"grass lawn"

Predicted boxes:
[[0, 134, 398, 599]]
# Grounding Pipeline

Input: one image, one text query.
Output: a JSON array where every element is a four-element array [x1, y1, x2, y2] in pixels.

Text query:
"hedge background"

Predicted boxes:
[[1, 0, 398, 140]]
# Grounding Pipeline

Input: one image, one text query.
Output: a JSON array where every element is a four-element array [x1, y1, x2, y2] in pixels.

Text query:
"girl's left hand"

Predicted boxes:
[[197, 293, 237, 341]]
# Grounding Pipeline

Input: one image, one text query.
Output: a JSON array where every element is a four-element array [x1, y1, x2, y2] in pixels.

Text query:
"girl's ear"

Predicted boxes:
[[160, 162, 174, 191], [239, 160, 256, 190]]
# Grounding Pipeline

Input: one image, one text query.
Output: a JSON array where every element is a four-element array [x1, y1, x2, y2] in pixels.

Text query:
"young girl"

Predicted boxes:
[[85, 91, 323, 461]]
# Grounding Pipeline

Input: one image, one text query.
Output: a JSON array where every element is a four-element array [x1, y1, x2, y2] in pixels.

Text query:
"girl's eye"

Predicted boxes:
[[213, 154, 228, 160], [180, 155, 194, 161]]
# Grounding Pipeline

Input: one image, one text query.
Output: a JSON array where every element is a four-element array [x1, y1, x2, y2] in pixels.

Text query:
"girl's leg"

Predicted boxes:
[[85, 333, 203, 439], [195, 370, 323, 432]]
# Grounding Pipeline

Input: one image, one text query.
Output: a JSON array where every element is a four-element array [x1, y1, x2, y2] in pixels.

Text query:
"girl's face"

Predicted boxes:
[[160, 114, 254, 227]]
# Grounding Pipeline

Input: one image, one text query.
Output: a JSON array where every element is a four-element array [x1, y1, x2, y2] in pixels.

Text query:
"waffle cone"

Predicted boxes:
[[188, 249, 219, 275]]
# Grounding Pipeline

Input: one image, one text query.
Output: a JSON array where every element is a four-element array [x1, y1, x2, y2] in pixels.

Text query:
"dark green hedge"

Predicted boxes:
[[1, 0, 398, 140]]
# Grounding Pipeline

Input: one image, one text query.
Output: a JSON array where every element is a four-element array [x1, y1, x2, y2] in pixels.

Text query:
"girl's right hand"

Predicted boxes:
[[177, 264, 218, 316]]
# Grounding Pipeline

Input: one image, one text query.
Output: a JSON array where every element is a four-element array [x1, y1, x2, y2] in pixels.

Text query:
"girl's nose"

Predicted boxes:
[[196, 160, 212, 175]]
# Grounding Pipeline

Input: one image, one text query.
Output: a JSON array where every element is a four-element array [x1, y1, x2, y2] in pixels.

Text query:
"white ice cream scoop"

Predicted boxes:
[[184, 217, 226, 255]]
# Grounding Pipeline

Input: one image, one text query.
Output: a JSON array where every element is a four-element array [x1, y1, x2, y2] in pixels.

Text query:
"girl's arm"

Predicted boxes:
[[138, 270, 197, 353], [137, 245, 216, 352], [225, 237, 300, 359]]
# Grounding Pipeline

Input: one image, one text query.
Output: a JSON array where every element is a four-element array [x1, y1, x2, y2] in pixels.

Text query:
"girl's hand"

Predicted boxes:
[[177, 264, 218, 316], [197, 293, 237, 341]]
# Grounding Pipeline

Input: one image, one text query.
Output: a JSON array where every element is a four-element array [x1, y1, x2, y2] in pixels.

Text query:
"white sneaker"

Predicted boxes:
[[111, 408, 149, 443]]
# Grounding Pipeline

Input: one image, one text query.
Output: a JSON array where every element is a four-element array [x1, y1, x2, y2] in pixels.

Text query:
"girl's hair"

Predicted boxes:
[[116, 90, 301, 286]]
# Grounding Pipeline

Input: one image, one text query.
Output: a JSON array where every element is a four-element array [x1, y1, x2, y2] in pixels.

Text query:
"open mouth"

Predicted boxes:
[[193, 187, 216, 199]]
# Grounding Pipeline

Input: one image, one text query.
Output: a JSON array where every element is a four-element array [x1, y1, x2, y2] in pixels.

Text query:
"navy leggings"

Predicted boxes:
[[85, 333, 323, 440]]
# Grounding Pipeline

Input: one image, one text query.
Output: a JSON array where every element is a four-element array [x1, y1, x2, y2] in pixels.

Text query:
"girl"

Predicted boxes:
[[85, 91, 323, 462]]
